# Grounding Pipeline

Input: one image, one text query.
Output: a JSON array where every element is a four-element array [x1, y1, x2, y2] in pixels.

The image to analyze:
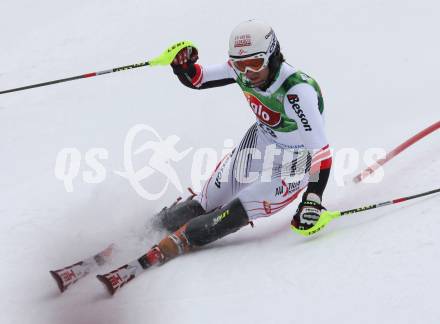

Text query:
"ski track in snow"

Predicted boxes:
[[0, 1, 439, 324]]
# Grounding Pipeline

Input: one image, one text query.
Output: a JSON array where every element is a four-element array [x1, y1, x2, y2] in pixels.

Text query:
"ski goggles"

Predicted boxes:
[[230, 57, 268, 73]]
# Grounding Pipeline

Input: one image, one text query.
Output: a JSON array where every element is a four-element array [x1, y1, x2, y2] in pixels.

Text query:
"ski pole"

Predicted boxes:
[[292, 187, 440, 237], [0, 40, 196, 95]]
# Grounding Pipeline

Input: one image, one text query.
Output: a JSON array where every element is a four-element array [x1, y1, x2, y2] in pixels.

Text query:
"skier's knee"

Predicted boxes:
[[185, 198, 250, 247], [153, 197, 205, 232]]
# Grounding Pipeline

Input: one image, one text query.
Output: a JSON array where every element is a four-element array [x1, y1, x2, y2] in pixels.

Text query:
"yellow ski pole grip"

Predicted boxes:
[[148, 41, 197, 66], [291, 210, 341, 237]]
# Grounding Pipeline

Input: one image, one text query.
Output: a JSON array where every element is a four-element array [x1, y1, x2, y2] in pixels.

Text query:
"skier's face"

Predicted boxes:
[[244, 67, 270, 87]]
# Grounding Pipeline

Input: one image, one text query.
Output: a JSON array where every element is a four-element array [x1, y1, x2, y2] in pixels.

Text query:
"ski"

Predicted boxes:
[[97, 246, 163, 296], [50, 244, 114, 293]]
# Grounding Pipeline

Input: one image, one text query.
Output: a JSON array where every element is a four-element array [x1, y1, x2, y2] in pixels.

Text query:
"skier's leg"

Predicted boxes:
[[153, 124, 260, 232], [150, 174, 307, 263], [145, 132, 313, 265], [155, 198, 250, 260]]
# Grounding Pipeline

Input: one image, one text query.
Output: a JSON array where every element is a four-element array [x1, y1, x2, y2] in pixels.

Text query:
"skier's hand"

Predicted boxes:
[[291, 193, 326, 230], [171, 46, 198, 67]]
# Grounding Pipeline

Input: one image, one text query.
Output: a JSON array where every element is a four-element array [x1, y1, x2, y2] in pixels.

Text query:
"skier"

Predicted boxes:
[[136, 20, 332, 266]]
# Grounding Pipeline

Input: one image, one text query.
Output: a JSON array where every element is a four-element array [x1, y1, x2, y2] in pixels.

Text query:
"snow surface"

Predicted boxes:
[[1, 1, 439, 323]]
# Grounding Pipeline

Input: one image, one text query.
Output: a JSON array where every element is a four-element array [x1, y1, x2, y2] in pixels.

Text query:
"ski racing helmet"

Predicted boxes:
[[228, 20, 280, 74]]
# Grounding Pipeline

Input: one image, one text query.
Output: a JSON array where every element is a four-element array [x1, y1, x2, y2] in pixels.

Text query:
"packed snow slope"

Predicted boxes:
[[1, 1, 439, 323]]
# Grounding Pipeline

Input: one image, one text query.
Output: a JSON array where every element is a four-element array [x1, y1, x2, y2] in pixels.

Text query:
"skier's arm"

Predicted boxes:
[[284, 83, 332, 198], [172, 62, 236, 89], [308, 149, 331, 198], [285, 83, 332, 230], [171, 47, 236, 89]]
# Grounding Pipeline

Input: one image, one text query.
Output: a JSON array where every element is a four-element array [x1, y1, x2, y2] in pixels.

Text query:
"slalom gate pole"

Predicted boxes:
[[353, 121, 440, 183], [0, 41, 196, 95], [292, 187, 440, 236]]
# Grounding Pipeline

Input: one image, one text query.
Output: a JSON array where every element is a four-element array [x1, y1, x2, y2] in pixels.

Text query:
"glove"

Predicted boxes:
[[291, 193, 326, 230], [171, 46, 199, 68]]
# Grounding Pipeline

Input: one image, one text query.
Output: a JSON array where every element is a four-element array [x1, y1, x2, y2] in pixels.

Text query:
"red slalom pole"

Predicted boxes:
[[354, 121, 440, 183]]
